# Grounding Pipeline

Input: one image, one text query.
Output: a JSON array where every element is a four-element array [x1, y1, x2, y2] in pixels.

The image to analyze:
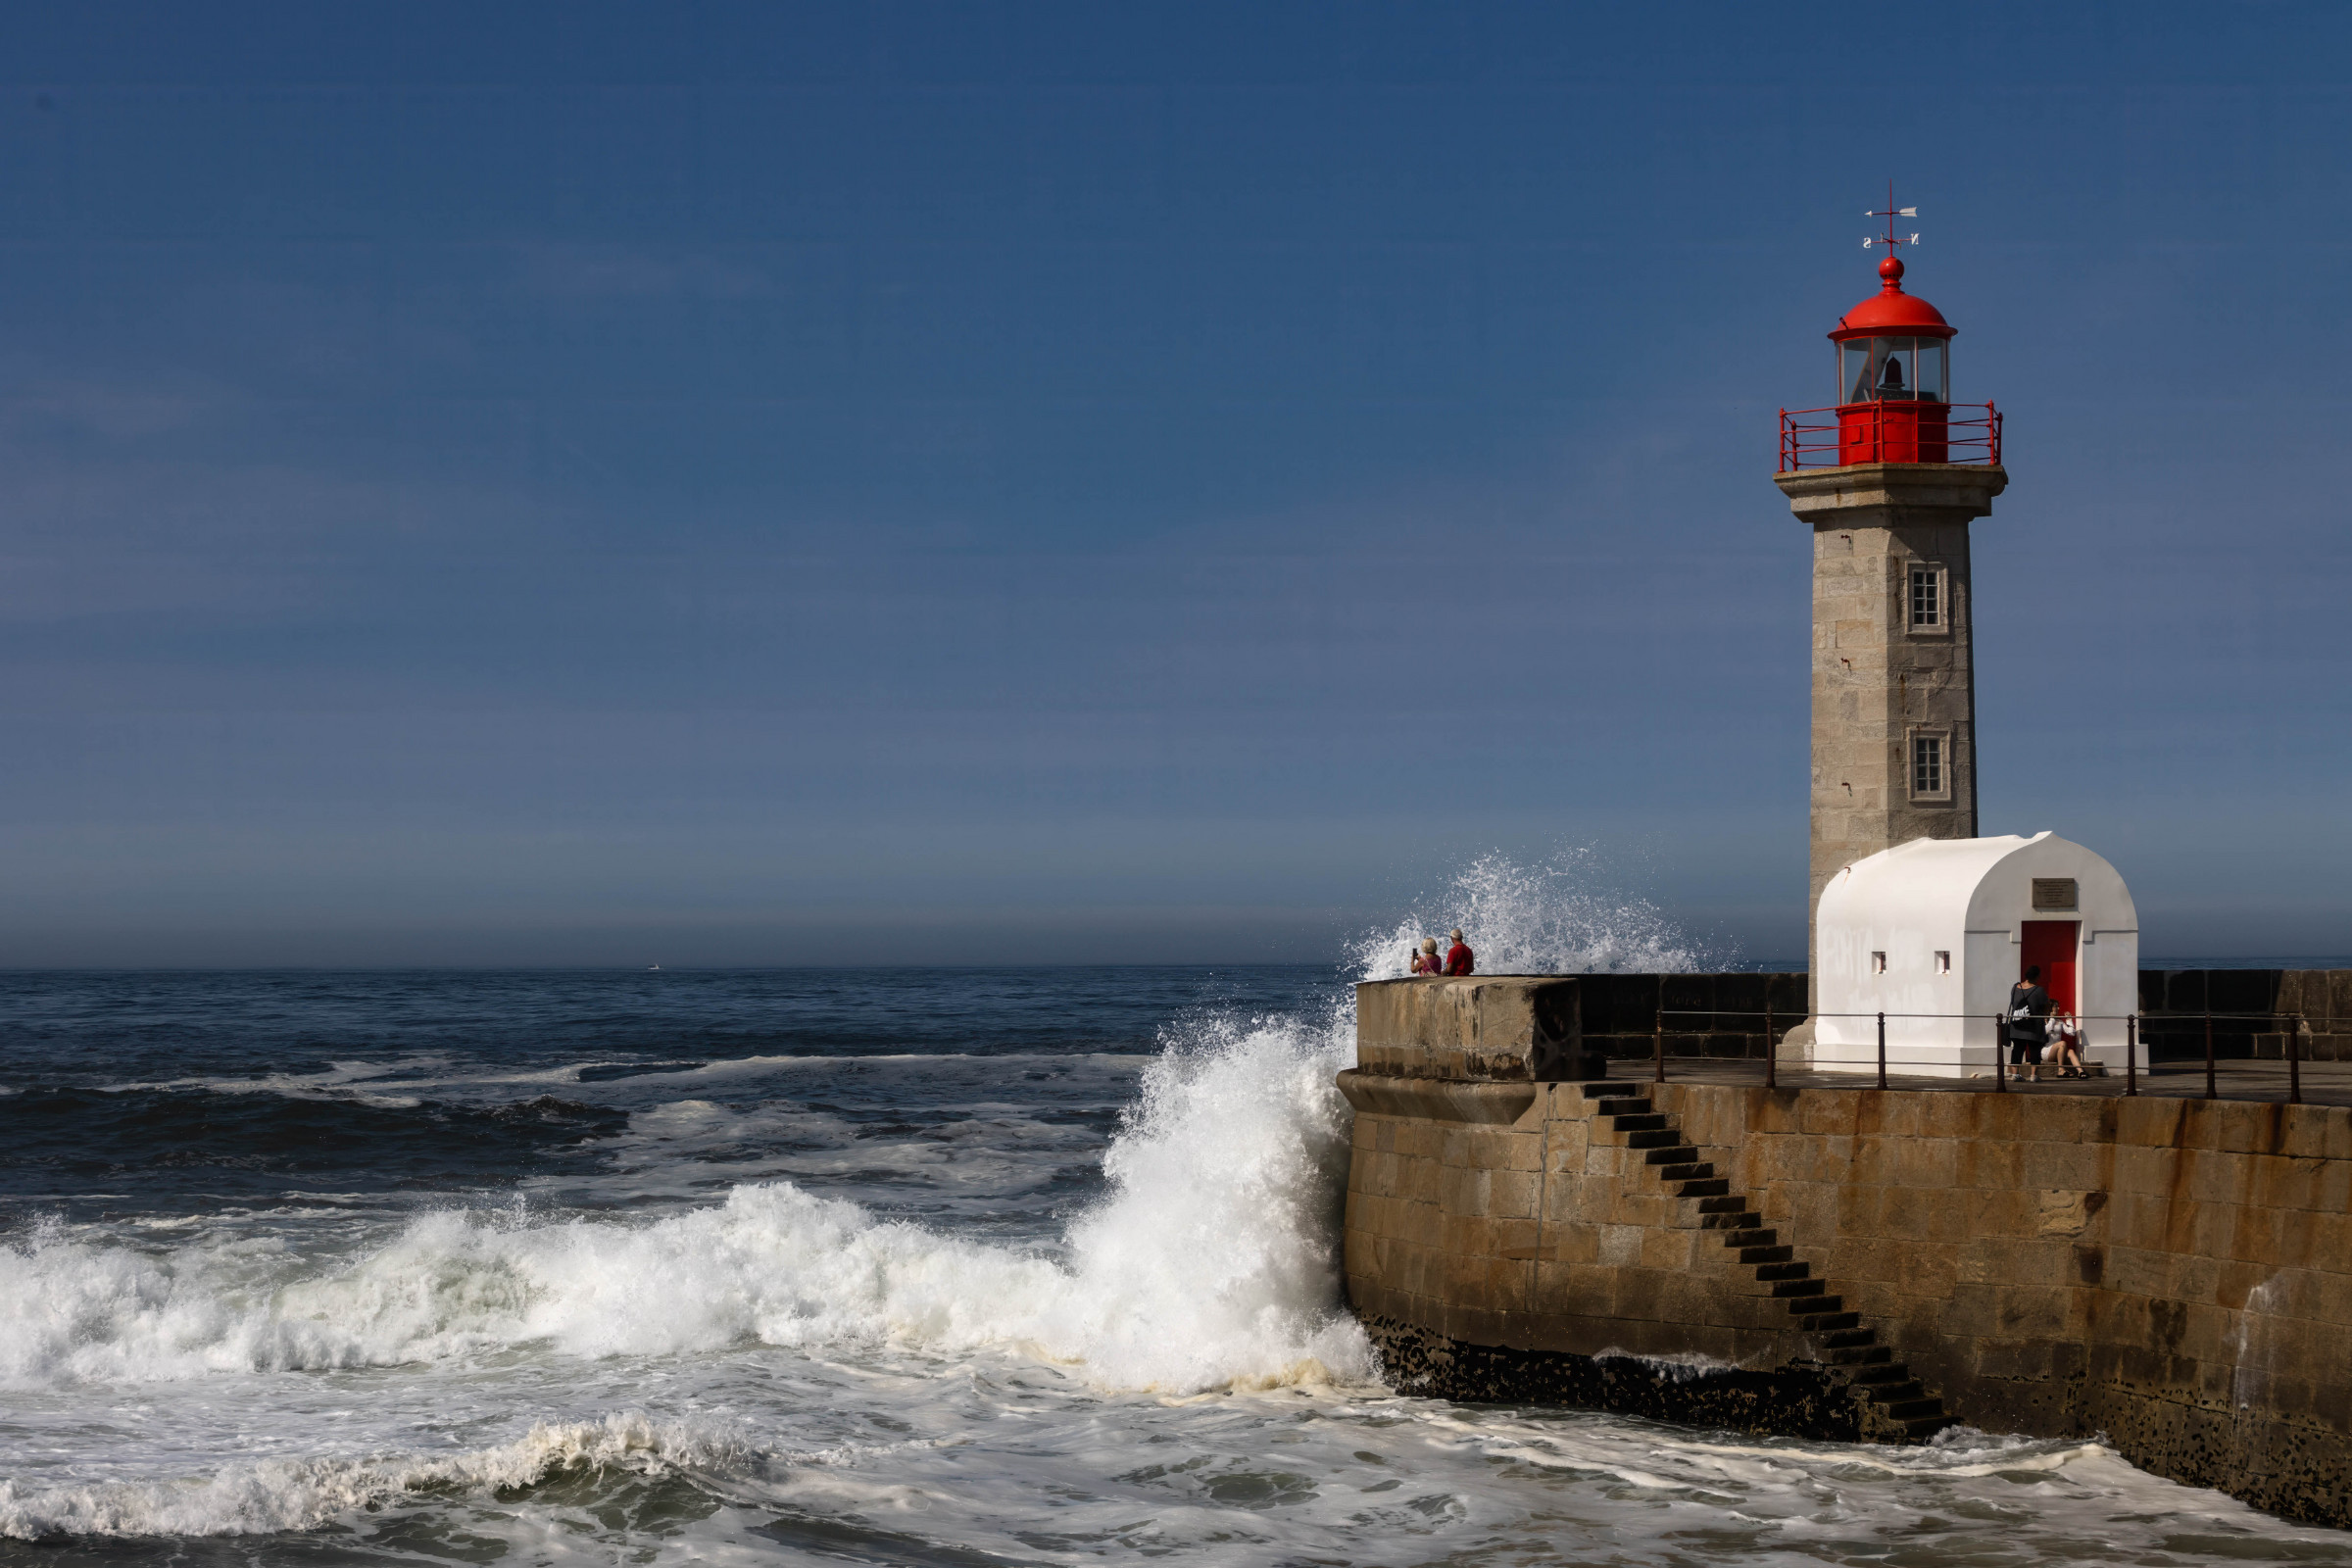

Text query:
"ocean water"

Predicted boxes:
[[2, 946, 2346, 1562]]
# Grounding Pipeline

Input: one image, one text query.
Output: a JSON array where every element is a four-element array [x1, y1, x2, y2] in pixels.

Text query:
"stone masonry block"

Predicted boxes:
[[1797, 1096, 1859, 1137], [1992, 1284, 2082, 1339], [1489, 1169, 1540, 1221], [2112, 1145, 2182, 1200], [1958, 1139, 2027, 1190], [1889, 1137, 1961, 1189], [2016, 1141, 2106, 1195], [1598, 1225, 1645, 1268], [1851, 1094, 1923, 1140], [1640, 1227, 1704, 1273], [2187, 1151, 2256, 1207]]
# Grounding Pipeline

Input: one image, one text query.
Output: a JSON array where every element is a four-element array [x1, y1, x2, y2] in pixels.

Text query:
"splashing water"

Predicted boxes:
[[1351, 847, 1719, 979]]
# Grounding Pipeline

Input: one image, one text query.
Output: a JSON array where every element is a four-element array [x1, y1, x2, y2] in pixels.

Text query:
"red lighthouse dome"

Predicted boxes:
[[1833, 255, 1954, 341], [1827, 254, 1960, 465]]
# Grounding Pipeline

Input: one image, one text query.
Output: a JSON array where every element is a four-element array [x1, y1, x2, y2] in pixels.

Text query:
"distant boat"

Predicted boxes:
[[648, 964, 662, 971]]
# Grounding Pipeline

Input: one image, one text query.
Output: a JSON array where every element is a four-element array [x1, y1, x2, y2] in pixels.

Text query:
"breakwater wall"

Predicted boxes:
[[1341, 975, 2352, 1528], [1533, 968, 2349, 1062], [2139, 969, 2352, 1061]]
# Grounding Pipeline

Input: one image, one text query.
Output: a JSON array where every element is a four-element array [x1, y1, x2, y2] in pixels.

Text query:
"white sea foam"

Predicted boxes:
[[0, 1012, 1371, 1399], [1064, 1004, 1365, 1391], [0, 1412, 764, 1540], [1354, 847, 1717, 979], [1591, 1348, 1745, 1382]]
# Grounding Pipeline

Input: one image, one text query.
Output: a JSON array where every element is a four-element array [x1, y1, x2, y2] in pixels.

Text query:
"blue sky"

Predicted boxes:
[[4, 1, 2349, 966]]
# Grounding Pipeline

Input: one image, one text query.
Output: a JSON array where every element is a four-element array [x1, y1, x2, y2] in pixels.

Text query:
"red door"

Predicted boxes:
[[2022, 922, 2079, 1013]]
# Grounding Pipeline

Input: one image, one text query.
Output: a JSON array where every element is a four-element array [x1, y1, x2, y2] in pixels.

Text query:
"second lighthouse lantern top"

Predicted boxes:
[[1779, 194, 2001, 471]]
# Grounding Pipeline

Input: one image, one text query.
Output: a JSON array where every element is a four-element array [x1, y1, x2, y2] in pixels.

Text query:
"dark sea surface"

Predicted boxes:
[[0, 966, 2343, 1565]]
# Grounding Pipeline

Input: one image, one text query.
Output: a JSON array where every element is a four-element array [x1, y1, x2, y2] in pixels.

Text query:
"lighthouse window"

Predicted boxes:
[[1909, 565, 1941, 627], [1915, 339, 1947, 402], [1839, 335, 1950, 405], [1911, 734, 1945, 798], [1841, 341, 1872, 403]]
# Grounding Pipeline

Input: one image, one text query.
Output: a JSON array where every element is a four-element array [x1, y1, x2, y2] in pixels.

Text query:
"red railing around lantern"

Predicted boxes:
[[1778, 401, 2000, 472]]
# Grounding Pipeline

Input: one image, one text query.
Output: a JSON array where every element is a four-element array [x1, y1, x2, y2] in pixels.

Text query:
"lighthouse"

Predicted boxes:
[[1774, 203, 2007, 1010]]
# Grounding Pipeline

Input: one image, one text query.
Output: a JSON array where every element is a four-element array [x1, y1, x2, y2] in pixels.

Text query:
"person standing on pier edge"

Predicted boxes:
[[2008, 965, 2052, 1082], [1444, 929, 1475, 976]]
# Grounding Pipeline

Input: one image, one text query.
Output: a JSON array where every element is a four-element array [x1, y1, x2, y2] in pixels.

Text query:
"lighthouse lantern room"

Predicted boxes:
[[1833, 254, 1955, 464]]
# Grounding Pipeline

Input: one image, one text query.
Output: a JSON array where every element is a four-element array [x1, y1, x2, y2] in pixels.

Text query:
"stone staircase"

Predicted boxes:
[[1582, 1080, 1956, 1443]]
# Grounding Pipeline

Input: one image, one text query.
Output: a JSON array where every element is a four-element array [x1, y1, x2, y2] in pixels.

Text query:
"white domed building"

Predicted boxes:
[[1811, 832, 2138, 1077]]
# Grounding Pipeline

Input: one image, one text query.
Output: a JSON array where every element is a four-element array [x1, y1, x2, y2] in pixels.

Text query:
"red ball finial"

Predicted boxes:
[[1879, 254, 1904, 288]]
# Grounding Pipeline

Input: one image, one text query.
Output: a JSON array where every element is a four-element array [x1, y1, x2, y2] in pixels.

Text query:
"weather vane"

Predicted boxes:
[[1862, 180, 1920, 252]]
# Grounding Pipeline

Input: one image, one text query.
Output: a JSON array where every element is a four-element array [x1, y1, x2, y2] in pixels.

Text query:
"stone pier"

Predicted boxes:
[[1342, 975, 2352, 1529]]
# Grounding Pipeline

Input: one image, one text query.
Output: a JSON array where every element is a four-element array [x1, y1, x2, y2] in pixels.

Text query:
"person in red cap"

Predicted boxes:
[[1443, 928, 1475, 976]]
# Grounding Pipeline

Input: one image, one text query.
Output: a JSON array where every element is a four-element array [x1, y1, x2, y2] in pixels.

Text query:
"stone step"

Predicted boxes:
[[1827, 1345, 1890, 1365], [1695, 1196, 1748, 1214], [1581, 1082, 1638, 1098], [1755, 1261, 1810, 1283], [1595, 1099, 1650, 1116], [1849, 1362, 1912, 1385], [1883, 1397, 1945, 1422], [1799, 1310, 1859, 1332], [1658, 1162, 1713, 1183], [1627, 1129, 1685, 1150], [1769, 1277, 1823, 1297], [1737, 1245, 1792, 1265], [1643, 1147, 1700, 1166], [1612, 1113, 1670, 1134], [1721, 1228, 1776, 1249], [1822, 1328, 1877, 1348], [1785, 1295, 1842, 1315], [1864, 1381, 1925, 1404], [1677, 1178, 1730, 1198], [1900, 1413, 1957, 1440]]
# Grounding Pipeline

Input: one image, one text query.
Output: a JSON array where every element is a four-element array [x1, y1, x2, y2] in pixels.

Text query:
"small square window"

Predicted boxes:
[[1912, 734, 1944, 796], [1872, 952, 1886, 974], [1909, 564, 1941, 628], [1935, 951, 1950, 974]]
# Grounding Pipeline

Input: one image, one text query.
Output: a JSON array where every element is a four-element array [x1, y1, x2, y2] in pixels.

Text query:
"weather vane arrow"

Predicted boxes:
[[1862, 180, 1921, 250]]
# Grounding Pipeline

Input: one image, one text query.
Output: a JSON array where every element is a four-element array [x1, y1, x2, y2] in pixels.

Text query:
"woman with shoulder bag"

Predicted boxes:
[[2007, 967, 2052, 1082]]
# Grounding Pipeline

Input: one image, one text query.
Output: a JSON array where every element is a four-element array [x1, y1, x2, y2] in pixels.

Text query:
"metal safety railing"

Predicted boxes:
[[1642, 1007, 2317, 1103], [1777, 401, 2001, 471]]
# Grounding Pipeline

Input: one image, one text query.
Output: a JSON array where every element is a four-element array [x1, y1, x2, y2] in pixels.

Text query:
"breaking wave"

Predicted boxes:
[[0, 1010, 1372, 1407], [1353, 847, 1718, 978], [0, 1413, 762, 1540]]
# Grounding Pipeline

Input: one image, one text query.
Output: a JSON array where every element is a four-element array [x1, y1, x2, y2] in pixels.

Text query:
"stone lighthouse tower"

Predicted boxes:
[[1774, 211, 2006, 1003]]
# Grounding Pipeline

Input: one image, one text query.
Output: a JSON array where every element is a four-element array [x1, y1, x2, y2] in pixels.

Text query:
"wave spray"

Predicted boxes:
[[1352, 847, 1718, 978]]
